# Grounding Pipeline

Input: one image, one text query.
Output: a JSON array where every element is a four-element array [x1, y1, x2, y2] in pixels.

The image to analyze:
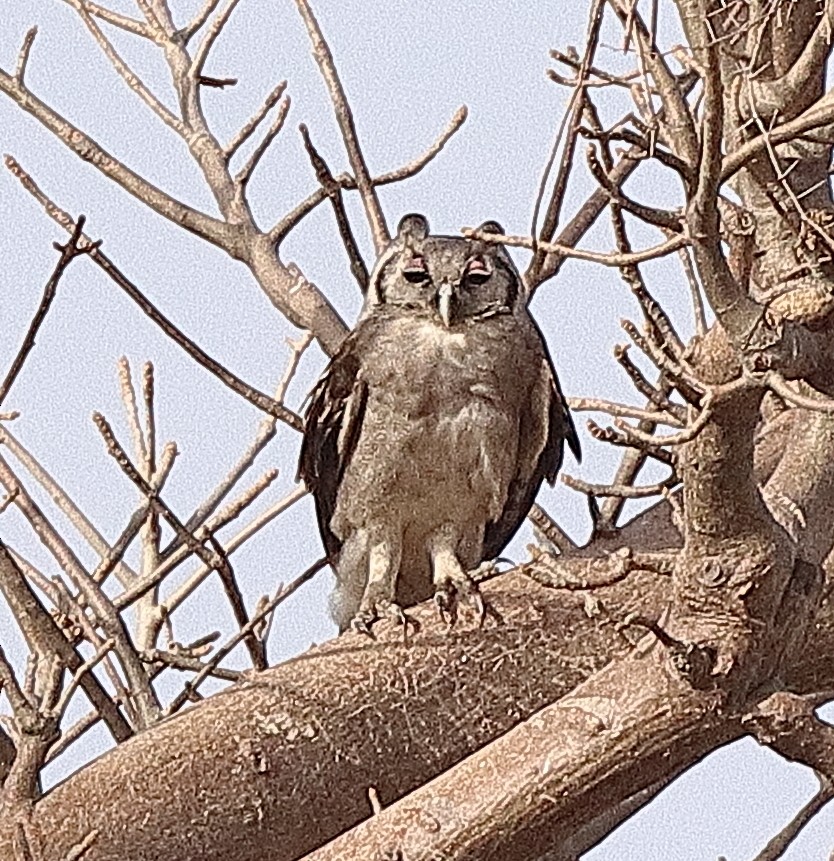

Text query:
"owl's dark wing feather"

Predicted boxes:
[[297, 335, 367, 561], [482, 352, 579, 561]]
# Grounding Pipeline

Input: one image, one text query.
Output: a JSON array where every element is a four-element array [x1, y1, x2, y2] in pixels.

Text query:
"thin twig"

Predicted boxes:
[[198, 75, 237, 89], [235, 96, 292, 189], [0, 216, 97, 408], [530, 0, 606, 280], [465, 227, 689, 268], [751, 777, 834, 861], [224, 81, 288, 160], [562, 472, 678, 499], [140, 649, 242, 682], [47, 640, 115, 720], [191, 0, 242, 77], [55, 1, 151, 38], [293, 0, 390, 252], [142, 361, 156, 476], [615, 396, 714, 447], [164, 557, 328, 715], [568, 396, 685, 427], [0, 455, 160, 727], [0, 424, 157, 589], [15, 26, 38, 85], [527, 503, 577, 554], [16, 202, 301, 430], [178, 334, 310, 540], [160, 483, 305, 617], [115, 483, 307, 612], [300, 123, 369, 292], [117, 357, 149, 469], [181, 0, 223, 41], [0, 541, 133, 743], [91, 442, 177, 585], [269, 106, 467, 244], [675, 243, 709, 338], [65, 0, 187, 136], [764, 372, 834, 414], [92, 412, 266, 671]]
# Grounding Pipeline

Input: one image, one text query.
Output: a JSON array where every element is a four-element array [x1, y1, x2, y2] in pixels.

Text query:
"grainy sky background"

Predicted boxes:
[[0, 1, 831, 858]]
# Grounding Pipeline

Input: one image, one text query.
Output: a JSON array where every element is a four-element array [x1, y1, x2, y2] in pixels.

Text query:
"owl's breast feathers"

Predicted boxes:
[[298, 309, 579, 562]]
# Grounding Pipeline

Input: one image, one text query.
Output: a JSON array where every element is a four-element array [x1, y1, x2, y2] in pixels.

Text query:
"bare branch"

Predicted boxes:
[[224, 81, 288, 160], [675, 243, 709, 338], [562, 472, 678, 499], [269, 106, 467, 244], [181, 0, 223, 41], [55, 1, 152, 38], [300, 123, 369, 293], [764, 372, 834, 414], [0, 216, 96, 408], [722, 90, 834, 183], [140, 649, 242, 682], [465, 226, 689, 268], [569, 396, 685, 427], [293, 0, 390, 253], [92, 412, 266, 671], [0, 542, 133, 744], [191, 0, 242, 78], [527, 503, 577, 554], [46, 640, 115, 721], [525, 545, 673, 591], [14, 27, 38, 86], [235, 96, 291, 189], [164, 557, 328, 715], [0, 644, 33, 724], [0, 425, 148, 588], [583, 143, 684, 232], [117, 357, 148, 470], [6, 198, 301, 431], [530, 0, 606, 281], [0, 453, 160, 726], [159, 484, 307, 617], [197, 75, 237, 89], [142, 361, 156, 476], [745, 691, 834, 861], [91, 442, 177, 586], [63, 0, 187, 136], [3, 144, 233, 255]]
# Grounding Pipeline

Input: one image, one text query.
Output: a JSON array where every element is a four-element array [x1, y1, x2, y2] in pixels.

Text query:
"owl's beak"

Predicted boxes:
[[436, 281, 455, 328]]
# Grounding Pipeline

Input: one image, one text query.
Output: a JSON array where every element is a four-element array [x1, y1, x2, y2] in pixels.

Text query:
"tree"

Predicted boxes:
[[1, 0, 834, 859]]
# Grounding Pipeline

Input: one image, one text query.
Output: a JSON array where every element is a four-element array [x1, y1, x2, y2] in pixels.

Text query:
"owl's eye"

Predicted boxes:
[[464, 258, 492, 286], [402, 256, 429, 283]]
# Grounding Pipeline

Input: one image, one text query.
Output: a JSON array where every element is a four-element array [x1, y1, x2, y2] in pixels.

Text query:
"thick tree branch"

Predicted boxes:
[[0, 80, 233, 250]]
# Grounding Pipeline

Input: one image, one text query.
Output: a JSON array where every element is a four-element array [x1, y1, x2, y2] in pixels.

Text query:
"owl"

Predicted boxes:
[[298, 214, 580, 633]]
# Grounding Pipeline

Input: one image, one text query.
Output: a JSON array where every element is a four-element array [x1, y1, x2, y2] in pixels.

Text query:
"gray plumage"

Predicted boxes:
[[298, 214, 579, 632]]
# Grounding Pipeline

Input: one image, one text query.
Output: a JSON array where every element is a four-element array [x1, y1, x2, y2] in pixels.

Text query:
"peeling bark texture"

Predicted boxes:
[[0, 564, 665, 861]]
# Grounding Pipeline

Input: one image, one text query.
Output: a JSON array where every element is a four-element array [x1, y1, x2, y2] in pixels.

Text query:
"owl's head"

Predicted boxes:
[[366, 214, 523, 327]]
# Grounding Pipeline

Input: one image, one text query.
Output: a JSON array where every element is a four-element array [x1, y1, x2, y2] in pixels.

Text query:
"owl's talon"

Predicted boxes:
[[350, 612, 377, 638], [433, 574, 488, 628], [434, 589, 457, 627], [470, 591, 487, 627]]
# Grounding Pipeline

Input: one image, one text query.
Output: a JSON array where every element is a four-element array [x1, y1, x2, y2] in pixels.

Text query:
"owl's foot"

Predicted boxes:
[[350, 601, 413, 639], [433, 574, 486, 628]]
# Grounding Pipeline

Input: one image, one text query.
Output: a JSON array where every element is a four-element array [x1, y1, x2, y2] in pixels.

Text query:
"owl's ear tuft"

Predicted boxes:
[[476, 220, 504, 236], [397, 213, 430, 241]]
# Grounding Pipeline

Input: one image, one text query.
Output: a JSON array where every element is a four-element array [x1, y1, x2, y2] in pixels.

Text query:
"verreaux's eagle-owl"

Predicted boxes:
[[298, 214, 580, 632]]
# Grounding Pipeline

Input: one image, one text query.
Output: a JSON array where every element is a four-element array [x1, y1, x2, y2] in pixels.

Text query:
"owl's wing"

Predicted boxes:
[[297, 334, 368, 560], [482, 353, 580, 561]]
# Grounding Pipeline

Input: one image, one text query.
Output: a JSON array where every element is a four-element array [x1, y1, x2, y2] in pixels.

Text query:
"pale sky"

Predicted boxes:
[[0, 1, 831, 858]]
